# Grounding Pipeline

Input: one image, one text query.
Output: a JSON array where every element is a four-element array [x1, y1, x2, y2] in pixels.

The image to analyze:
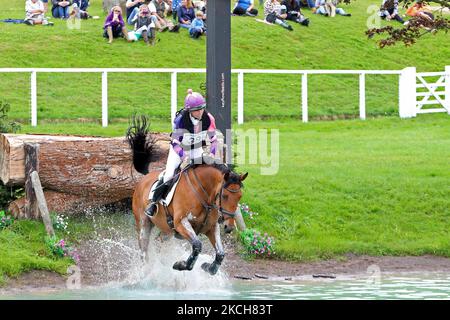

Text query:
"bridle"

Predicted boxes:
[[184, 168, 242, 227]]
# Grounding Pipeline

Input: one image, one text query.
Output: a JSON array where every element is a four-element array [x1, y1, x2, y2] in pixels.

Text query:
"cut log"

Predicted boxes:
[[0, 133, 170, 188], [1, 133, 170, 217]]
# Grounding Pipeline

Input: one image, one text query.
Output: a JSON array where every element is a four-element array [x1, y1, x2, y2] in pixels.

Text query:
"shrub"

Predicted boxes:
[[45, 236, 80, 264], [0, 210, 14, 229]]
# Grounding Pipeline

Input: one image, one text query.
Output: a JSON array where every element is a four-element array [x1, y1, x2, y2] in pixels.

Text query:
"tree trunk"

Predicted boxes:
[[1, 133, 170, 217]]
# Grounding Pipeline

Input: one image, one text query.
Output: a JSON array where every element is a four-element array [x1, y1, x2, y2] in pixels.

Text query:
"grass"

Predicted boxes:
[[236, 115, 450, 260], [0, 220, 73, 284], [0, 0, 449, 125]]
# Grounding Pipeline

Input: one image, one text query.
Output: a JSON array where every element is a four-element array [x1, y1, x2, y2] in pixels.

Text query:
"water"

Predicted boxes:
[[1, 212, 449, 300], [2, 272, 450, 300]]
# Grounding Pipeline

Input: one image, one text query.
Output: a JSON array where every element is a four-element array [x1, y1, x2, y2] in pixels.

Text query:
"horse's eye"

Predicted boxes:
[[222, 194, 229, 200]]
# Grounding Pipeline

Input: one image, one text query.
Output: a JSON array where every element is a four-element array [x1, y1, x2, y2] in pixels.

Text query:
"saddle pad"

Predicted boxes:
[[148, 171, 181, 207]]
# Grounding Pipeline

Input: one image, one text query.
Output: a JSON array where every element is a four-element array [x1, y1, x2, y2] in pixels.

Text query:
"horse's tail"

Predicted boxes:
[[126, 114, 155, 175]]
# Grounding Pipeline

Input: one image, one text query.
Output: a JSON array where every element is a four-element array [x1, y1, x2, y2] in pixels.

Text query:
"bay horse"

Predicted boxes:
[[126, 116, 247, 275]]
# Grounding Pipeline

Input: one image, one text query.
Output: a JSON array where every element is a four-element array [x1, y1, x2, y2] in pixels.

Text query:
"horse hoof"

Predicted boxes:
[[201, 262, 218, 275], [173, 261, 187, 271], [201, 262, 211, 272]]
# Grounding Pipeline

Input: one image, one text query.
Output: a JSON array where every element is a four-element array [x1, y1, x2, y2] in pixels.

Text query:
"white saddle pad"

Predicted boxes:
[[148, 171, 181, 207]]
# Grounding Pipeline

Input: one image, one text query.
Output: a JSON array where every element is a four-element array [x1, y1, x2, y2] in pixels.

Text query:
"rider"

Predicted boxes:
[[144, 88, 219, 218]]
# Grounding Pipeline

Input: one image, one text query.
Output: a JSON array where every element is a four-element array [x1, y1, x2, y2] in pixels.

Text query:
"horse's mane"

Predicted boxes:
[[193, 162, 243, 188]]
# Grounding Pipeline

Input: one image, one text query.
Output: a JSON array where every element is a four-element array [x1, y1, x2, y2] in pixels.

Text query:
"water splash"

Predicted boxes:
[[77, 209, 232, 297]]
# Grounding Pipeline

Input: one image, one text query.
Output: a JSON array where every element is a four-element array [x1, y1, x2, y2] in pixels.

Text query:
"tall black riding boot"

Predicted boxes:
[[145, 180, 169, 217]]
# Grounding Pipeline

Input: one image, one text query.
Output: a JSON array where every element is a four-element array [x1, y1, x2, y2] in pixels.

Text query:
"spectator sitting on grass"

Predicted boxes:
[[51, 0, 71, 19], [379, 0, 404, 23], [132, 5, 157, 46], [126, 0, 145, 25], [313, 0, 351, 17], [233, 0, 259, 17], [282, 0, 309, 26], [189, 10, 205, 39], [406, 1, 434, 22], [25, 0, 53, 25], [70, 0, 90, 19], [150, 0, 180, 32], [264, 0, 294, 31], [177, 0, 195, 29], [103, 6, 131, 44]]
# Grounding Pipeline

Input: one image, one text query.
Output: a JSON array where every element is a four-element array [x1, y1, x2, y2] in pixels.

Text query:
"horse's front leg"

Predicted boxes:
[[173, 217, 202, 271], [202, 222, 224, 275]]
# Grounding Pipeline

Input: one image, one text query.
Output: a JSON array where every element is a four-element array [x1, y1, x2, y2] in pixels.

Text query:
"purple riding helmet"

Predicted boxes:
[[184, 89, 206, 111]]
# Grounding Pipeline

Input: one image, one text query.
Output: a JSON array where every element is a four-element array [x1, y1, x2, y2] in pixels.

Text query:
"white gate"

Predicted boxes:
[[399, 66, 450, 118]]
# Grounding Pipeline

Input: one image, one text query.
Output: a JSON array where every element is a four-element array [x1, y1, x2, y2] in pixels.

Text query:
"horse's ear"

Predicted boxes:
[[240, 172, 248, 181], [224, 171, 230, 181]]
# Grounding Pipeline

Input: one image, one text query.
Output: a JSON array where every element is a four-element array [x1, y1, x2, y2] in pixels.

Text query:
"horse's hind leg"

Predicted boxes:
[[172, 217, 202, 271], [139, 216, 154, 261], [202, 222, 225, 276]]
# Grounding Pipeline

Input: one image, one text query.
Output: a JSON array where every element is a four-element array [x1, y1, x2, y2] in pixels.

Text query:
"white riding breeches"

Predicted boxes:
[[163, 146, 204, 183]]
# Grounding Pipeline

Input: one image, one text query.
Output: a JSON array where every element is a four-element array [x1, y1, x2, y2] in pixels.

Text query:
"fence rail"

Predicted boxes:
[[0, 67, 448, 126]]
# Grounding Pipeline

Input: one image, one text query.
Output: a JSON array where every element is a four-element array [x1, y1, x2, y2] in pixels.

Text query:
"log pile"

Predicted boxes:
[[0, 133, 170, 218]]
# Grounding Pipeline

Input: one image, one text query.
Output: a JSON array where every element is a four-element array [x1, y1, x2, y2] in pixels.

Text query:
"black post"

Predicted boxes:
[[207, 0, 232, 164]]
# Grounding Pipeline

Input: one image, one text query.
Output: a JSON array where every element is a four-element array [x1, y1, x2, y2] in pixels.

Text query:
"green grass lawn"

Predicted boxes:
[[0, 0, 449, 125]]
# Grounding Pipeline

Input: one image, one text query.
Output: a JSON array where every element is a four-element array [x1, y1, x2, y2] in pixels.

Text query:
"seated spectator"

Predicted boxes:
[[70, 0, 90, 19], [233, 0, 259, 16], [264, 0, 294, 31], [52, 0, 71, 19], [25, 0, 53, 25], [379, 0, 404, 23], [177, 0, 195, 29], [164, 0, 173, 17], [132, 5, 157, 45], [313, 0, 351, 17], [189, 10, 205, 38], [150, 0, 180, 32], [193, 0, 206, 12], [406, 1, 434, 22], [103, 6, 130, 44], [126, 0, 145, 25], [282, 0, 309, 26]]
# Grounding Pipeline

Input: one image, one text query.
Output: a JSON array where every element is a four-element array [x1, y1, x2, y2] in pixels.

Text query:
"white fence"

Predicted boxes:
[[0, 67, 449, 126]]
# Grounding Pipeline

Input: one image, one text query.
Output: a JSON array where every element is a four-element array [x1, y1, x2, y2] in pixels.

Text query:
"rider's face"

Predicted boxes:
[[190, 109, 204, 120]]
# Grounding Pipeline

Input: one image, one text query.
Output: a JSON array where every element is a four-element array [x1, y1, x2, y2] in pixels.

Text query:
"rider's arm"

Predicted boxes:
[[207, 113, 218, 156], [171, 114, 185, 158]]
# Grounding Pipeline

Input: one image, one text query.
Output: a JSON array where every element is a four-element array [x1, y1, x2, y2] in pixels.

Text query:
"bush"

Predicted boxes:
[[239, 228, 275, 257], [0, 210, 14, 229], [45, 236, 79, 264], [0, 101, 21, 133]]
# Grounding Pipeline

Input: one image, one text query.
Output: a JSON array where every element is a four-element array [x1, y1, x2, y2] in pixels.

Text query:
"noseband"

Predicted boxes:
[[217, 183, 241, 224]]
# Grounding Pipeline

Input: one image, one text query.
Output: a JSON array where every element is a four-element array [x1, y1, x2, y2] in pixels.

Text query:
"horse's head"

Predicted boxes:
[[219, 171, 248, 234]]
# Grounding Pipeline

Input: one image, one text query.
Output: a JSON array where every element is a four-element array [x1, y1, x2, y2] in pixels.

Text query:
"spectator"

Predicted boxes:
[[406, 1, 434, 22], [177, 0, 195, 29], [282, 0, 309, 26], [193, 0, 206, 12], [52, 0, 71, 19], [233, 0, 259, 16], [264, 0, 294, 31], [70, 0, 90, 19], [313, 0, 351, 17], [150, 0, 180, 32], [132, 5, 157, 45], [172, 0, 182, 21], [379, 0, 404, 23], [189, 10, 205, 38], [126, 0, 145, 25], [25, 0, 53, 25], [299, 0, 315, 8], [103, 6, 130, 44]]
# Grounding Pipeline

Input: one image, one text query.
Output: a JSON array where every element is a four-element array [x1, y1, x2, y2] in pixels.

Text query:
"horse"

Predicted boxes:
[[126, 115, 248, 275]]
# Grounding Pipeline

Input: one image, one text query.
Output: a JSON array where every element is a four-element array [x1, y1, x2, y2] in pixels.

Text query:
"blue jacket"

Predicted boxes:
[[177, 6, 195, 23]]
